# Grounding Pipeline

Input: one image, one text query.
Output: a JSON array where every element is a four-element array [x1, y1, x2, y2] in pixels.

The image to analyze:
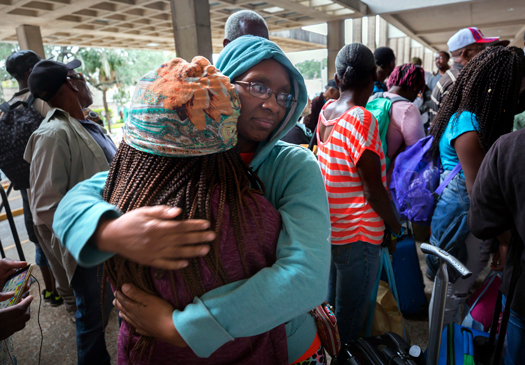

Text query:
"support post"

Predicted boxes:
[[404, 36, 411, 64], [378, 17, 388, 47], [16, 25, 45, 58], [367, 16, 376, 51], [397, 37, 405, 65], [327, 19, 345, 82], [170, 0, 212, 62], [352, 17, 362, 44]]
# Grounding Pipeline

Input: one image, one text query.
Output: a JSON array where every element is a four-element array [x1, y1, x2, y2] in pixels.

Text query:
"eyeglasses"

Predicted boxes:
[[68, 72, 85, 82], [235, 81, 296, 108]]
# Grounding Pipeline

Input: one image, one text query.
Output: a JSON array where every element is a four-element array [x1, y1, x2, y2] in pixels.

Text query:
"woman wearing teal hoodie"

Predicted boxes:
[[52, 36, 331, 363]]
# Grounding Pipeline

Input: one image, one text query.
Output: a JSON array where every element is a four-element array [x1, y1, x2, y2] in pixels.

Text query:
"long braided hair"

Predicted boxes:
[[429, 46, 525, 155], [102, 142, 265, 361]]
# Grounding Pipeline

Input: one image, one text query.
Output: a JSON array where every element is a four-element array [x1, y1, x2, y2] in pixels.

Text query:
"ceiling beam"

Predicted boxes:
[[415, 19, 525, 37], [334, 0, 367, 17], [509, 25, 525, 47], [381, 13, 437, 52]]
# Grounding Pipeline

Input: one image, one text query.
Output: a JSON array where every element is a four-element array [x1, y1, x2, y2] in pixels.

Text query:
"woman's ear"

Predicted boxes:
[[334, 74, 341, 89]]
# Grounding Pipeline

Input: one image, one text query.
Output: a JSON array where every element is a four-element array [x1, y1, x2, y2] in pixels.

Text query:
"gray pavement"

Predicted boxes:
[[1, 187, 119, 365]]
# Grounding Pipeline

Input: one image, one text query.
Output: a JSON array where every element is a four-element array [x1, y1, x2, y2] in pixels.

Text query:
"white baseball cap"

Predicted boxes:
[[447, 27, 499, 53]]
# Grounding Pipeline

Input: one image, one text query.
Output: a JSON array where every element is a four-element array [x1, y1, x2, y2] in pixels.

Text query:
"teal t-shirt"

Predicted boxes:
[[439, 111, 479, 173]]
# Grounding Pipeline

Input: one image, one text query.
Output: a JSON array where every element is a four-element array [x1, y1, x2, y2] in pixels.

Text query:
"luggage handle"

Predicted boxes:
[[420, 243, 472, 279], [423, 243, 472, 365]]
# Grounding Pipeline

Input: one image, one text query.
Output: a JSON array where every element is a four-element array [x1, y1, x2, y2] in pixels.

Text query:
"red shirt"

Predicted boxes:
[[317, 102, 386, 245]]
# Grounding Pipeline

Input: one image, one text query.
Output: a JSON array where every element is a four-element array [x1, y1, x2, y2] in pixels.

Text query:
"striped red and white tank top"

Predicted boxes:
[[317, 101, 386, 245]]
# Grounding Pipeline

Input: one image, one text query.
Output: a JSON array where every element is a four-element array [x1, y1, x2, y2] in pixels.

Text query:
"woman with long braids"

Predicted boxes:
[[54, 36, 330, 365], [102, 56, 291, 364], [426, 46, 525, 327], [317, 43, 402, 345]]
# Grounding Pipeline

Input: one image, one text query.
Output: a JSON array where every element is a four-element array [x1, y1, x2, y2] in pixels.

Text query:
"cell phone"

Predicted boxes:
[[0, 264, 33, 309]]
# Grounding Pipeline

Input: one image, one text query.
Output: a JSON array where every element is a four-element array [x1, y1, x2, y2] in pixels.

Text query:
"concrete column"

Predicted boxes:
[[396, 37, 404, 65], [367, 16, 376, 51], [327, 19, 345, 81], [423, 51, 434, 73], [170, 0, 212, 62], [16, 25, 45, 58], [389, 38, 398, 56], [378, 17, 388, 47], [352, 17, 362, 44], [404, 36, 411, 64]]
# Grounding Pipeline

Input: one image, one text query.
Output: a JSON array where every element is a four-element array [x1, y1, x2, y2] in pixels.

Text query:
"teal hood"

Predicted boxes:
[[216, 35, 308, 170]]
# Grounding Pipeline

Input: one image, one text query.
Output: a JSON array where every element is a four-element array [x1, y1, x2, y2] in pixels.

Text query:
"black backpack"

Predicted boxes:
[[0, 95, 44, 190]]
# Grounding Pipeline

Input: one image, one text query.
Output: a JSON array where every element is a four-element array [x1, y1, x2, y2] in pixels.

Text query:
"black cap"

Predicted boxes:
[[28, 59, 81, 102], [326, 79, 337, 89], [6, 50, 42, 79]]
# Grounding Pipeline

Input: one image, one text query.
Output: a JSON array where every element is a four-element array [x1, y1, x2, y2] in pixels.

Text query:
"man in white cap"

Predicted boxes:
[[428, 27, 499, 124]]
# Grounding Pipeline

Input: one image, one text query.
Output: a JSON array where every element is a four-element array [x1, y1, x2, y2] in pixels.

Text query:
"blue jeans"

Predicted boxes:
[[327, 241, 381, 345], [71, 264, 114, 365], [502, 295, 525, 365]]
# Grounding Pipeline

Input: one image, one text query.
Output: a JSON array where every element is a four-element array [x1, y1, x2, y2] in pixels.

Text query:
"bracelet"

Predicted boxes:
[[388, 226, 404, 238]]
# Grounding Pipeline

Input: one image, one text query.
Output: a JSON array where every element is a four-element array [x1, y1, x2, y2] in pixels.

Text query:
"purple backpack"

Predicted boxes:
[[390, 135, 461, 226]]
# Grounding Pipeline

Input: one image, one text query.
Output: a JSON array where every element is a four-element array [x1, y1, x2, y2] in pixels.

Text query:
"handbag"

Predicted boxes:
[[461, 271, 502, 332], [310, 301, 341, 357]]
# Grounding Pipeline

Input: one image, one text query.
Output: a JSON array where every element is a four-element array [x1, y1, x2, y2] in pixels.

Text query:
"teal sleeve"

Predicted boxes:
[[449, 111, 479, 141], [173, 146, 331, 358], [53, 171, 121, 267]]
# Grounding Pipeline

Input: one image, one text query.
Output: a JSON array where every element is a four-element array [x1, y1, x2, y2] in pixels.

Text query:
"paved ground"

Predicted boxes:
[[0, 187, 119, 364], [0, 186, 486, 364]]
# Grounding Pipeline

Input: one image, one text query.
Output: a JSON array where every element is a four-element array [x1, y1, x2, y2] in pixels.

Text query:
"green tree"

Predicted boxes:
[[0, 43, 20, 102], [76, 48, 173, 133], [76, 48, 126, 133], [295, 59, 327, 80]]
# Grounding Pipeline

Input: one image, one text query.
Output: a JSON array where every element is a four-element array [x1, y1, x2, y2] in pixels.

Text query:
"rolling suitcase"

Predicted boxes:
[[392, 235, 427, 316], [338, 247, 424, 365], [340, 332, 424, 365], [423, 233, 523, 365]]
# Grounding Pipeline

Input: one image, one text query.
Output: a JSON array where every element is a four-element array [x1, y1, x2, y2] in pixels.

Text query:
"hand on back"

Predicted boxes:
[[95, 206, 215, 270]]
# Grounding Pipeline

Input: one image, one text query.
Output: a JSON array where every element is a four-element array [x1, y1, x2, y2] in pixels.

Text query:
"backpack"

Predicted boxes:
[[389, 135, 461, 226], [0, 95, 44, 190], [365, 92, 410, 170]]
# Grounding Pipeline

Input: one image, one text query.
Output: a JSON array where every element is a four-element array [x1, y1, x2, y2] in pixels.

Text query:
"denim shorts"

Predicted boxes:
[[34, 242, 49, 267]]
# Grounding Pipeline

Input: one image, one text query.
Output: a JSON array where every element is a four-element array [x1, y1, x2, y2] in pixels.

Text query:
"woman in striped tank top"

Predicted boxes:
[[317, 43, 402, 345]]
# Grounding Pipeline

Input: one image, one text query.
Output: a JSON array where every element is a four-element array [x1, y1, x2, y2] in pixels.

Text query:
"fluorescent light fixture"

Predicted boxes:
[[263, 6, 284, 13], [147, 43, 159, 47]]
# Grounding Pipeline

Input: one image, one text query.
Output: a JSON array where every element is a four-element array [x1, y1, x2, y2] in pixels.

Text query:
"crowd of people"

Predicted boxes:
[[0, 8, 524, 365]]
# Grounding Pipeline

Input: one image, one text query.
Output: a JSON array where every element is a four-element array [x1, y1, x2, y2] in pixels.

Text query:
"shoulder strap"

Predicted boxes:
[[0, 102, 10, 113], [369, 92, 385, 101], [434, 162, 462, 196], [26, 95, 36, 108], [491, 232, 524, 364], [308, 125, 317, 151], [388, 95, 411, 104]]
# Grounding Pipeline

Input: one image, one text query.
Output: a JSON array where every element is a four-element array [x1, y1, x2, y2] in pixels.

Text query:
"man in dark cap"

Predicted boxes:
[[373, 47, 396, 94], [1, 50, 65, 309], [24, 59, 116, 365]]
